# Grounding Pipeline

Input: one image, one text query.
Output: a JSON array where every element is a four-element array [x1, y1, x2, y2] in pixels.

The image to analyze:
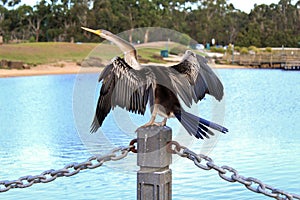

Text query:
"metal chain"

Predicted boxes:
[[167, 141, 300, 200], [2, 138, 299, 200], [0, 139, 137, 193]]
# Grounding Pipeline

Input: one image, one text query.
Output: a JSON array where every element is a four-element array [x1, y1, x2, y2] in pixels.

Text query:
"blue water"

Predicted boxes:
[[0, 69, 299, 200]]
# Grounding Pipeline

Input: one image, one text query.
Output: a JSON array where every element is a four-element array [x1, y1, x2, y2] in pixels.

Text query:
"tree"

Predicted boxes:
[[27, 0, 50, 42], [237, 0, 300, 47], [0, 5, 7, 35], [7, 5, 31, 40], [0, 0, 299, 47]]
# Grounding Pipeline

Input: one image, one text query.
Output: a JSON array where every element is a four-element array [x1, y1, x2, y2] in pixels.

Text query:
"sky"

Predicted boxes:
[[19, 0, 298, 14]]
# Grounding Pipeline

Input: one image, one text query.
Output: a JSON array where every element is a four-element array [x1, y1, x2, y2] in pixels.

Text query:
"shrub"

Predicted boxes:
[[226, 45, 233, 54], [210, 46, 225, 53], [234, 46, 241, 52], [248, 45, 260, 54], [29, 36, 35, 43], [240, 47, 249, 54], [265, 47, 272, 53]]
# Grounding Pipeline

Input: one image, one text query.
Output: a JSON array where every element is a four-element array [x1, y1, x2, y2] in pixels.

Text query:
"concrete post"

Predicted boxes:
[[137, 126, 172, 200]]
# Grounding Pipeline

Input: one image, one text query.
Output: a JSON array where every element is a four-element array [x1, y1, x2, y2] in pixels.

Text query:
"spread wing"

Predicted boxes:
[[170, 50, 224, 104], [90, 57, 154, 133]]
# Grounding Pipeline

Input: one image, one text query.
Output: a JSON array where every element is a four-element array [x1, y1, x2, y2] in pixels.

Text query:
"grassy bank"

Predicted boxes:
[[0, 42, 98, 65], [0, 42, 168, 65], [0, 42, 195, 66]]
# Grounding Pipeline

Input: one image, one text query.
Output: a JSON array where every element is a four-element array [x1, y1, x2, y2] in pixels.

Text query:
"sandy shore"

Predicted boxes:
[[0, 62, 103, 78], [0, 61, 245, 78]]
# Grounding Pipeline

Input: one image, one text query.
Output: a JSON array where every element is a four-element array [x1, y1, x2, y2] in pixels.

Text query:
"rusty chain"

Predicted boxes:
[[0, 139, 137, 193], [167, 141, 300, 200]]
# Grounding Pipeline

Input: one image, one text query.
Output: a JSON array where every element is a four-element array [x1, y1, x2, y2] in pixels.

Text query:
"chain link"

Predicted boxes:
[[2, 138, 300, 200], [167, 141, 300, 200], [0, 140, 136, 193]]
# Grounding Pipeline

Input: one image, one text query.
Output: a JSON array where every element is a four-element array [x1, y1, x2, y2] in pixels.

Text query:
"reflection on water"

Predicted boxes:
[[0, 69, 299, 200]]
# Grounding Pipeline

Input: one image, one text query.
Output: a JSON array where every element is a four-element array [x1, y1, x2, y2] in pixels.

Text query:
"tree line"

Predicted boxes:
[[0, 0, 299, 47]]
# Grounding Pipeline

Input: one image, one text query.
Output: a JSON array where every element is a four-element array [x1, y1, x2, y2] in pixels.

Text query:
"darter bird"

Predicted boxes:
[[82, 27, 228, 139]]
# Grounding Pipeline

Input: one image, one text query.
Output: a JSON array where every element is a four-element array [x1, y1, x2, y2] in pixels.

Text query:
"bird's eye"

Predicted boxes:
[[103, 30, 112, 36]]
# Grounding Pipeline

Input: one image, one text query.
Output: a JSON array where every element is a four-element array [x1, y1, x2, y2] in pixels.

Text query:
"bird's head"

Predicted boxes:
[[81, 27, 113, 40], [82, 27, 140, 68]]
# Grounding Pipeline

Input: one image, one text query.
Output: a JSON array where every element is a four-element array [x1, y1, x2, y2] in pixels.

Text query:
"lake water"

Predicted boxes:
[[0, 69, 299, 200]]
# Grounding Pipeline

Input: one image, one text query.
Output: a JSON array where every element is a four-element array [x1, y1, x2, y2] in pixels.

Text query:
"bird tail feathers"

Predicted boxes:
[[175, 110, 228, 139], [90, 116, 100, 133]]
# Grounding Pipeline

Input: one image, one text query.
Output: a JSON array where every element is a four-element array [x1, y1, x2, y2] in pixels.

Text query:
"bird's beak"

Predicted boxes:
[[81, 27, 101, 36]]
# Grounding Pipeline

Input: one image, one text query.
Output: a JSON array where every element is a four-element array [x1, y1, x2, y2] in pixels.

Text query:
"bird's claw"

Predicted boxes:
[[135, 121, 166, 133]]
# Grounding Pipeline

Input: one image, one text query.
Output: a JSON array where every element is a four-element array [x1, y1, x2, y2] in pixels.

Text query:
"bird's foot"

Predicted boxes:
[[152, 121, 166, 127], [135, 121, 166, 132]]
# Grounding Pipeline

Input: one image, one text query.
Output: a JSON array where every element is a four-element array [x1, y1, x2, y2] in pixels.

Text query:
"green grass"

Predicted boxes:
[[0, 41, 205, 66], [84, 42, 169, 64], [0, 42, 98, 65], [0, 42, 168, 65], [85, 43, 167, 64], [138, 48, 166, 63]]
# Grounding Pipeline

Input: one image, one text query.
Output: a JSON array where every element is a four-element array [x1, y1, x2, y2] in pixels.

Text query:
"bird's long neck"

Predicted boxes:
[[124, 51, 141, 69], [108, 35, 134, 54], [106, 34, 141, 69]]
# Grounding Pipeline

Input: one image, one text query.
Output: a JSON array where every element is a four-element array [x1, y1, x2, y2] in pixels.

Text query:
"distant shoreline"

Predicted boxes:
[[0, 61, 247, 78]]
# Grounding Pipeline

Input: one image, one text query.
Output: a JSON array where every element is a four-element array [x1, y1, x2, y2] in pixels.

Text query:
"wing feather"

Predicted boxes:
[[171, 50, 224, 105], [91, 57, 154, 133]]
